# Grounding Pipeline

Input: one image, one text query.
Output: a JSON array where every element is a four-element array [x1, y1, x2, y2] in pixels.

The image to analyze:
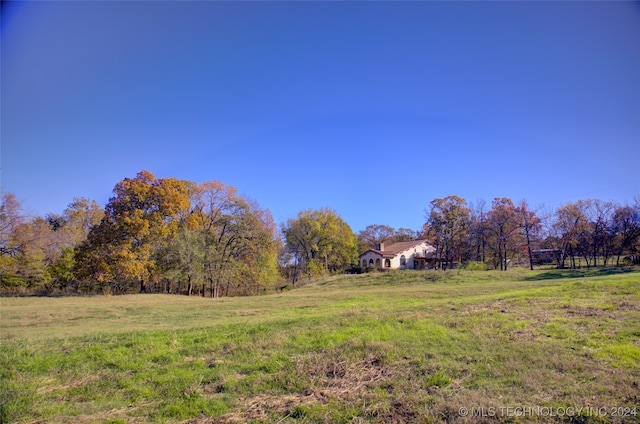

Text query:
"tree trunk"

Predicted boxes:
[[497, 235, 503, 271], [569, 245, 576, 269], [524, 227, 534, 270], [503, 242, 509, 270]]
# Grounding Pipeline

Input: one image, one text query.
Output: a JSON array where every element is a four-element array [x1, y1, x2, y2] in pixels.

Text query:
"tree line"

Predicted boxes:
[[1, 170, 639, 295], [421, 195, 640, 271], [2, 171, 279, 296]]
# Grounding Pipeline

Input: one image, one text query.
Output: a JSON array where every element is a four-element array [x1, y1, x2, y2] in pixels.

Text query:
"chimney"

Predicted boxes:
[[376, 243, 385, 251]]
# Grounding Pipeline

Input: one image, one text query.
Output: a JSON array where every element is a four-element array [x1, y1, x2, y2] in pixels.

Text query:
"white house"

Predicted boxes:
[[359, 240, 436, 270]]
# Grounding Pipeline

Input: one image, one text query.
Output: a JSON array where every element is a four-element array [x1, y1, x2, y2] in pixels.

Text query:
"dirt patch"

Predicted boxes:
[[563, 305, 611, 317], [614, 300, 640, 312]]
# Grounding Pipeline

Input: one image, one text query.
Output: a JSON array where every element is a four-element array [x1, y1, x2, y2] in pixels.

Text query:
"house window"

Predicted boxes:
[[369, 259, 374, 267], [375, 258, 381, 267], [384, 259, 391, 268], [400, 255, 406, 266], [362, 259, 367, 268]]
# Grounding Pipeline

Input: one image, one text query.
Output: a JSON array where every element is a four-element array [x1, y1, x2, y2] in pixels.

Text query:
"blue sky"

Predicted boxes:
[[3, 1, 639, 233]]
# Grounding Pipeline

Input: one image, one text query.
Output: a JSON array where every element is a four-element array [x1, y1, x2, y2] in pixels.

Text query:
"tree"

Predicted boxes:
[[516, 200, 542, 270], [162, 225, 206, 296], [1, 193, 25, 290], [611, 202, 640, 265], [356, 225, 418, 251], [551, 201, 590, 269], [1, 192, 26, 258], [585, 200, 616, 267], [75, 173, 278, 297], [391, 228, 418, 243], [59, 197, 104, 247], [161, 180, 279, 297], [467, 200, 489, 264], [230, 200, 279, 295], [487, 198, 521, 271], [7, 216, 56, 291], [42, 198, 104, 291], [357, 224, 395, 249], [425, 196, 471, 269], [1, 192, 103, 293], [283, 208, 357, 279], [49, 247, 77, 292], [75, 171, 190, 293]]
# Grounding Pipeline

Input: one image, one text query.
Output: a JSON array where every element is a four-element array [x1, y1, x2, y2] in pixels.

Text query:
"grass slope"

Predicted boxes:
[[1, 268, 639, 423]]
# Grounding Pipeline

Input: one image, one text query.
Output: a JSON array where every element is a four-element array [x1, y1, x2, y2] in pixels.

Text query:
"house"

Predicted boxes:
[[359, 240, 436, 270]]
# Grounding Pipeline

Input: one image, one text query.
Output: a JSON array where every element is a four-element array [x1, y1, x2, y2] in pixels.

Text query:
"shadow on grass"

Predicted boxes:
[[525, 267, 639, 281]]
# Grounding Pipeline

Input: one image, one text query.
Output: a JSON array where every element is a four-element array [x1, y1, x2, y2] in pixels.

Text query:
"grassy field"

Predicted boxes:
[[1, 268, 639, 423]]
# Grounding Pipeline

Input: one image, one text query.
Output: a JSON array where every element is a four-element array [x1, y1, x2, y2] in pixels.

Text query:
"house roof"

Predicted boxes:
[[359, 239, 431, 258]]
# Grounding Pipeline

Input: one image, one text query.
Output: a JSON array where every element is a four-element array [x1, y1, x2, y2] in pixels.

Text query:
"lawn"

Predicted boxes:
[[1, 268, 639, 423]]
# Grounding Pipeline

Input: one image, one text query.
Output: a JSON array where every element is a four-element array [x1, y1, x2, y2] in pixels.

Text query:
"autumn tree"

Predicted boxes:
[[163, 224, 205, 295], [283, 208, 357, 279], [467, 200, 489, 264], [43, 198, 104, 291], [357, 225, 418, 251], [1, 192, 26, 258], [611, 201, 640, 265], [75, 171, 190, 293], [234, 201, 279, 295], [357, 224, 395, 250], [391, 228, 419, 243], [550, 201, 590, 269], [1, 192, 105, 293], [0, 193, 25, 290], [1, 196, 64, 291], [193, 182, 278, 297], [426, 196, 471, 269], [549, 199, 632, 268], [487, 197, 522, 271], [56, 197, 104, 247], [160, 180, 279, 297], [516, 200, 542, 270], [585, 200, 617, 266], [0, 216, 54, 291]]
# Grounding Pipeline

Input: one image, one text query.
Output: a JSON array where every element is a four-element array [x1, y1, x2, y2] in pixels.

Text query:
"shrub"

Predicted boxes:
[[460, 261, 486, 271]]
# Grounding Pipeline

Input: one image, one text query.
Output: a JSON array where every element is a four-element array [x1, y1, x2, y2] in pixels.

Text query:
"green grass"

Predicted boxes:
[[1, 268, 639, 423]]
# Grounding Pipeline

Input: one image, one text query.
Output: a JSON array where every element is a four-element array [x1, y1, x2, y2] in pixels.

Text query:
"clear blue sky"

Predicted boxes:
[[3, 1, 639, 232]]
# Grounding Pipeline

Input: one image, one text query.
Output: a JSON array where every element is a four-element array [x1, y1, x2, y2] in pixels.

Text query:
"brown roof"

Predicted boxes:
[[359, 239, 430, 258]]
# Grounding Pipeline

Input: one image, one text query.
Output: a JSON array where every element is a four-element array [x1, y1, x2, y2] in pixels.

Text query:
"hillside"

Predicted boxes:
[[1, 269, 639, 423]]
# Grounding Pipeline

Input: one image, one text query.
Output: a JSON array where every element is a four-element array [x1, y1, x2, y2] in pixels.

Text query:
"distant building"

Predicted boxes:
[[531, 249, 563, 266], [359, 240, 436, 270]]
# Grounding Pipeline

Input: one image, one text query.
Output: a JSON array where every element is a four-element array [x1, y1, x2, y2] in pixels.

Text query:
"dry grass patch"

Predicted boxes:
[[36, 373, 106, 395], [211, 342, 430, 423]]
